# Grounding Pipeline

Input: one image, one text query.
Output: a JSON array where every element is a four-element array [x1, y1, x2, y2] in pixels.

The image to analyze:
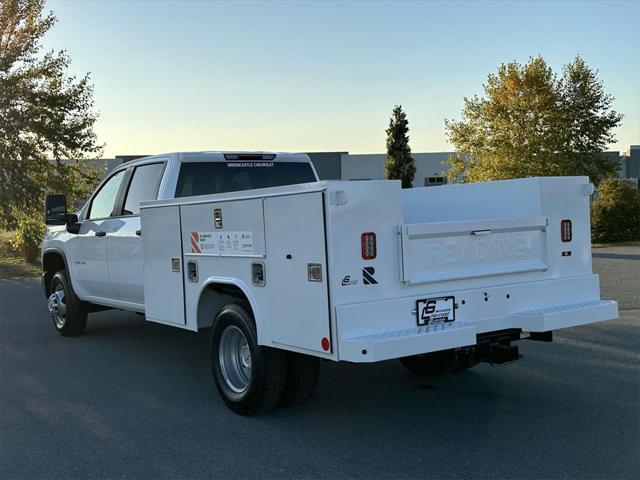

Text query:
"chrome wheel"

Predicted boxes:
[[48, 283, 67, 329], [219, 325, 252, 393]]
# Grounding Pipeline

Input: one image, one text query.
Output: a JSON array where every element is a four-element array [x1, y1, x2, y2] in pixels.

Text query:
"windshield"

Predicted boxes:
[[175, 161, 317, 198]]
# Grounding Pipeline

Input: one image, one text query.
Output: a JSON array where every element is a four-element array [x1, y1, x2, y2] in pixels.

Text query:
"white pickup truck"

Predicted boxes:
[[42, 151, 618, 414]]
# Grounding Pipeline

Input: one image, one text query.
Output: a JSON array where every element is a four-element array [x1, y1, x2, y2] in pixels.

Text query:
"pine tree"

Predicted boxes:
[[385, 105, 416, 188]]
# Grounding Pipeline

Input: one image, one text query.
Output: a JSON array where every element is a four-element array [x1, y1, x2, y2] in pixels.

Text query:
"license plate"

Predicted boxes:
[[416, 296, 455, 326]]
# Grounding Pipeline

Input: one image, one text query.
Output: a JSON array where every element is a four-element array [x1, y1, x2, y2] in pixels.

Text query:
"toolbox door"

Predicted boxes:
[[141, 205, 186, 326], [264, 192, 331, 354]]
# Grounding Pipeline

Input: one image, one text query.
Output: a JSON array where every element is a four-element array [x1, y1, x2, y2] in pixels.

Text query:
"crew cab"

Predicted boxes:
[[42, 151, 618, 414]]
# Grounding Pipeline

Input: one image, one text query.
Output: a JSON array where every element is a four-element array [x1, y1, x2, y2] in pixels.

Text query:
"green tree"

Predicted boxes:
[[0, 0, 103, 229], [590, 178, 640, 243], [385, 105, 416, 188], [445, 56, 622, 185]]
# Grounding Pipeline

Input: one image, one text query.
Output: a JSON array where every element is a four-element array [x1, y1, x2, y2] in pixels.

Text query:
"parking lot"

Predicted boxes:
[[1, 248, 638, 479]]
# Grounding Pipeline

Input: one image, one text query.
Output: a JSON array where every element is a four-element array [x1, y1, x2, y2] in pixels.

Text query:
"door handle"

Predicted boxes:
[[135, 229, 142, 236], [95, 231, 107, 237]]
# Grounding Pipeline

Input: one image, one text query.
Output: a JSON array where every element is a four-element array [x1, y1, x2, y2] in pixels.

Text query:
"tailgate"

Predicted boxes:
[[398, 216, 548, 285]]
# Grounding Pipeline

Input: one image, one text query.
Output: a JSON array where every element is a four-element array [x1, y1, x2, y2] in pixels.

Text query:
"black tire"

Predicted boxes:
[[48, 270, 88, 337], [210, 303, 287, 415], [399, 347, 477, 376], [279, 352, 320, 407]]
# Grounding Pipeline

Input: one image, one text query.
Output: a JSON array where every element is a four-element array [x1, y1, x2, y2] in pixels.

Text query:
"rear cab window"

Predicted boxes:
[[175, 161, 317, 198]]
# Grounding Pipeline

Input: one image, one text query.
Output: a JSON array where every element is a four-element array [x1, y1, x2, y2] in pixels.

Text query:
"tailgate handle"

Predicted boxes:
[[471, 229, 491, 236]]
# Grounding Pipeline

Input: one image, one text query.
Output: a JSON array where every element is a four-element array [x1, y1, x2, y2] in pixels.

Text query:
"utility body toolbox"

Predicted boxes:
[[140, 176, 618, 362]]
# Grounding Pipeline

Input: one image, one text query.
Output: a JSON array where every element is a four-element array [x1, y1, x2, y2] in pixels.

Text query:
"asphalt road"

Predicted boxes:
[[1, 250, 638, 479]]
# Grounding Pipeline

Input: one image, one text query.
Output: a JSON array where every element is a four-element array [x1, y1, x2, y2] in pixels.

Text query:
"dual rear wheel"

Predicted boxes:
[[210, 303, 320, 415]]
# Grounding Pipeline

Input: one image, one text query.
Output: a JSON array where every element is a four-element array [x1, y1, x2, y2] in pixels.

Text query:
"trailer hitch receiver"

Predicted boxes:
[[475, 329, 522, 364]]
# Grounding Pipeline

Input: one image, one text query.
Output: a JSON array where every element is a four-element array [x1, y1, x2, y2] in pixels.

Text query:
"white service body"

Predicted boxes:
[[140, 174, 618, 363]]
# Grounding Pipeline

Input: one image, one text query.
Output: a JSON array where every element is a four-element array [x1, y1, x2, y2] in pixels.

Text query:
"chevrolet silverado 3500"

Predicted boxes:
[[42, 151, 618, 414]]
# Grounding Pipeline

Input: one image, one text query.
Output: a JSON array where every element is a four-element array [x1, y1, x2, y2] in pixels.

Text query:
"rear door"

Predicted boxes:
[[264, 192, 331, 354]]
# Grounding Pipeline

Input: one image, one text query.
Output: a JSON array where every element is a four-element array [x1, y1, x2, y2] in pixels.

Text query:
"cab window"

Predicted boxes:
[[122, 163, 165, 215], [175, 162, 317, 198], [88, 170, 126, 219]]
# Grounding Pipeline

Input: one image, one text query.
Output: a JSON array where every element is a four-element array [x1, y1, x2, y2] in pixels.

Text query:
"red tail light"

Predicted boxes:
[[561, 219, 572, 242], [361, 232, 377, 260]]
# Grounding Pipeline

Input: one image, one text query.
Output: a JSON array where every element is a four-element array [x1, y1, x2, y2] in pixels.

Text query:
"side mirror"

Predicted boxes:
[[44, 194, 67, 225], [66, 213, 81, 234]]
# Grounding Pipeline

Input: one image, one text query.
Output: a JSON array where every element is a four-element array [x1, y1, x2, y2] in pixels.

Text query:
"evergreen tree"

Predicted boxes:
[[0, 0, 103, 228], [385, 105, 415, 188]]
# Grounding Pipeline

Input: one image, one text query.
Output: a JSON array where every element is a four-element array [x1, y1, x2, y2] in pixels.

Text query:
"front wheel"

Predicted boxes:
[[48, 270, 87, 337], [210, 303, 287, 415]]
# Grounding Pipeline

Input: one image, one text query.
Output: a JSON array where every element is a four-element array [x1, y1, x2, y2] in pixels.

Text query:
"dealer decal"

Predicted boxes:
[[190, 231, 254, 255], [416, 296, 455, 326], [226, 162, 274, 168]]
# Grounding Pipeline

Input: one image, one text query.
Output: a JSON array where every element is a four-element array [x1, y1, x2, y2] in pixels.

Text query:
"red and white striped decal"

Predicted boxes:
[[190, 232, 201, 253]]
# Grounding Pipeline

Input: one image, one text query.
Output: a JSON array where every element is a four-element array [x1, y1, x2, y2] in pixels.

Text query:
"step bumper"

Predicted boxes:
[[337, 299, 618, 363], [513, 300, 618, 332], [340, 321, 477, 363]]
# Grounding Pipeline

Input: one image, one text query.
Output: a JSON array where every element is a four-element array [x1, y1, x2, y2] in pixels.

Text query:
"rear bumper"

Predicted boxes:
[[336, 275, 618, 363], [340, 321, 478, 363], [514, 300, 618, 332]]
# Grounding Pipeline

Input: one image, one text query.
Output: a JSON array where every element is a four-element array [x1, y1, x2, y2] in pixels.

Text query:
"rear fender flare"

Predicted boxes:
[[197, 277, 266, 344]]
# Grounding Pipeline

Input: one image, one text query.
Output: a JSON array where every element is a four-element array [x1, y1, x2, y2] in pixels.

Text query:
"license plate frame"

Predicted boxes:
[[416, 296, 455, 326]]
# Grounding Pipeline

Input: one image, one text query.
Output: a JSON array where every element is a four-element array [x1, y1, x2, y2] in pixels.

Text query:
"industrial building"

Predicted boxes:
[[91, 147, 639, 187]]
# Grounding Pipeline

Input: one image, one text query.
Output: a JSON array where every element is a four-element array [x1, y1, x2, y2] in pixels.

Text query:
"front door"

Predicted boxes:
[[70, 169, 127, 300]]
